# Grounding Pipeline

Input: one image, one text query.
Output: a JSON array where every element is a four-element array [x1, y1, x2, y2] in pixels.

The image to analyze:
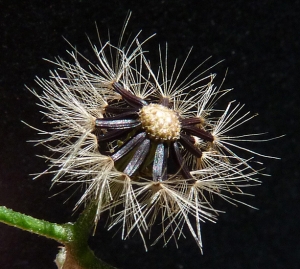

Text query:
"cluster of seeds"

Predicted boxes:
[[28, 17, 272, 252]]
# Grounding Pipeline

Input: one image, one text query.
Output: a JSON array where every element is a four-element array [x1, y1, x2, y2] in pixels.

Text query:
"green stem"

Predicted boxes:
[[73, 203, 97, 240], [64, 204, 116, 269], [0, 205, 116, 269], [0, 205, 70, 243]]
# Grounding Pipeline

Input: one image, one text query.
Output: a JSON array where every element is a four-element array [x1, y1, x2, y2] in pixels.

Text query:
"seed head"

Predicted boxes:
[[27, 14, 277, 252]]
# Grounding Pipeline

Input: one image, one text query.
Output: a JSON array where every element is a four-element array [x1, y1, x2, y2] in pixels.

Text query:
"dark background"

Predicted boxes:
[[0, 1, 299, 268]]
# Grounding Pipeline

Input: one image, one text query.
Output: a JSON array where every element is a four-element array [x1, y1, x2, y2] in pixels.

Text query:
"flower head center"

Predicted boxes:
[[139, 104, 181, 141]]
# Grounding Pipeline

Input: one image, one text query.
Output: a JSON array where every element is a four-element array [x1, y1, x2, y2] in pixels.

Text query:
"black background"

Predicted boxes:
[[0, 1, 299, 268]]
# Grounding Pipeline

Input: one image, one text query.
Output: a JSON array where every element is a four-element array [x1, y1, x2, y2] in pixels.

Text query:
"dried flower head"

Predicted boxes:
[[27, 14, 276, 252]]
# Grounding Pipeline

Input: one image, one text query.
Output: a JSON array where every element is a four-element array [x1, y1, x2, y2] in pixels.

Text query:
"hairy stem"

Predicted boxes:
[[0, 205, 70, 243], [0, 205, 116, 269]]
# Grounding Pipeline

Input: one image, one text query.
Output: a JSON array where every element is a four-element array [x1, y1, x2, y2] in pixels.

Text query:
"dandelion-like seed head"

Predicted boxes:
[[27, 14, 278, 253]]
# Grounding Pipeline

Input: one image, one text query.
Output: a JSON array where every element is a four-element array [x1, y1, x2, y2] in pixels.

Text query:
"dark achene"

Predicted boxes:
[[95, 82, 214, 180]]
